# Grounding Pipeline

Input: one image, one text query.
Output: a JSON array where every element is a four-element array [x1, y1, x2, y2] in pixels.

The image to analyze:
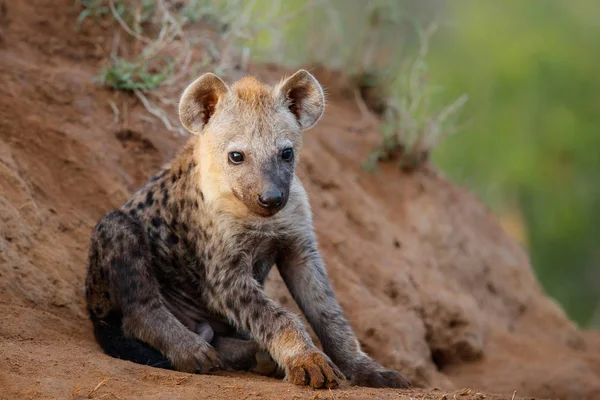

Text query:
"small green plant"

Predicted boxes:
[[75, 0, 110, 31], [96, 57, 171, 91]]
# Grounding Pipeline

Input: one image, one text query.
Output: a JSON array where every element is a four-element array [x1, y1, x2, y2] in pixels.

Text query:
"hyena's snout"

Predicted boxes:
[[257, 186, 284, 210]]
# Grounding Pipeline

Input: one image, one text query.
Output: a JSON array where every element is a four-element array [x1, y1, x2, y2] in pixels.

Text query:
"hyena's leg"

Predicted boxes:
[[86, 210, 220, 373], [203, 260, 344, 389], [211, 335, 284, 377], [166, 313, 276, 374], [277, 233, 411, 389], [212, 336, 258, 371]]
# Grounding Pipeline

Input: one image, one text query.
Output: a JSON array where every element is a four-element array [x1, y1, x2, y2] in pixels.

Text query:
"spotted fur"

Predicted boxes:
[[85, 70, 410, 389]]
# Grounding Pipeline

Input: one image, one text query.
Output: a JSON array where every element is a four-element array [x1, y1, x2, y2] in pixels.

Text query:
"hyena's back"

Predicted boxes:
[[85, 210, 173, 369]]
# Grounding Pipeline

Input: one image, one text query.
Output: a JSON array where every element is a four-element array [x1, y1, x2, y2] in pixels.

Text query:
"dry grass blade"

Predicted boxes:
[[175, 375, 192, 385], [87, 377, 109, 398], [328, 387, 337, 400], [71, 385, 81, 397], [108, 0, 152, 44], [134, 89, 184, 135]]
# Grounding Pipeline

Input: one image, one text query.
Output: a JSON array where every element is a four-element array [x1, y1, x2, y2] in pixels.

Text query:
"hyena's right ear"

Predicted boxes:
[[179, 73, 230, 134]]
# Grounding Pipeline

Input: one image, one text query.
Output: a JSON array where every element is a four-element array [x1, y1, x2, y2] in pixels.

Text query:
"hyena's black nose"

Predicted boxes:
[[257, 189, 284, 209]]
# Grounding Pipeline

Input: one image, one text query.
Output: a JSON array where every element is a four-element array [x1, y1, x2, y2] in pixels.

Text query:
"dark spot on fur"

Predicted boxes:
[[151, 217, 162, 228], [226, 298, 235, 310], [136, 202, 145, 210], [129, 209, 137, 217], [146, 191, 154, 207], [96, 226, 107, 240], [151, 170, 168, 182], [110, 258, 121, 270], [167, 233, 179, 245], [230, 254, 243, 267], [141, 296, 158, 308], [178, 167, 183, 178], [194, 200, 199, 208], [200, 191, 204, 202], [162, 191, 169, 207], [275, 309, 287, 318], [253, 297, 266, 309], [393, 239, 401, 249], [103, 291, 111, 301], [94, 307, 104, 316], [252, 311, 260, 321], [266, 332, 273, 342], [240, 294, 252, 304]]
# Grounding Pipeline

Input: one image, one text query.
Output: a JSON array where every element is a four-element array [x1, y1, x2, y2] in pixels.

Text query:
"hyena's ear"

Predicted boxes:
[[179, 73, 230, 134], [274, 69, 325, 131]]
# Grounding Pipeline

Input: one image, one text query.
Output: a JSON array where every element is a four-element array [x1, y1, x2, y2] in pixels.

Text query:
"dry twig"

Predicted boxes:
[[87, 377, 109, 398]]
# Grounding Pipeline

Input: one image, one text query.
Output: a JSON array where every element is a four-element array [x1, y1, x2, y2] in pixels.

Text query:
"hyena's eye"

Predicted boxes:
[[281, 148, 294, 162], [228, 152, 244, 164]]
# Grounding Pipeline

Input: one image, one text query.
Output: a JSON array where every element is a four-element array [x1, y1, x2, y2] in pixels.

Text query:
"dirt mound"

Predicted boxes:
[[1, 1, 599, 399]]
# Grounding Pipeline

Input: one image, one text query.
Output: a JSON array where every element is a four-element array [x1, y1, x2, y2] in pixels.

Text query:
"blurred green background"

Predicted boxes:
[[429, 0, 600, 328], [244, 0, 600, 327]]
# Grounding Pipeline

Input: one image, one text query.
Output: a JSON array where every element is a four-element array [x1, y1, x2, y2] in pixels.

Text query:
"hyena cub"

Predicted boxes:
[[85, 70, 410, 389]]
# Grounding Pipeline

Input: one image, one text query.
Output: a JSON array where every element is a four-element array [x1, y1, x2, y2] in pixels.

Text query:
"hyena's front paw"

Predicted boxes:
[[286, 350, 345, 389], [351, 361, 411, 388], [168, 337, 221, 374]]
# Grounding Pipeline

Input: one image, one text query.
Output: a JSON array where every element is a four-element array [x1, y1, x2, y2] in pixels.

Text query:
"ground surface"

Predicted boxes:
[[1, 1, 600, 399]]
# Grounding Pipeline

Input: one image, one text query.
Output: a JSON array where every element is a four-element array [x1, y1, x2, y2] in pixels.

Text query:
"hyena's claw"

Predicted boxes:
[[330, 361, 346, 382], [287, 351, 342, 389], [170, 339, 221, 374]]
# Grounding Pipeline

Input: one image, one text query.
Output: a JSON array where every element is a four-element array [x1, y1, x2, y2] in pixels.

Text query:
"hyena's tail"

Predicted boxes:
[[91, 310, 173, 370]]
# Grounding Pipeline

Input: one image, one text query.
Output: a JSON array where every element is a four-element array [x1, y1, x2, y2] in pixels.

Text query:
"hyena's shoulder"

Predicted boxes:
[[122, 170, 168, 216]]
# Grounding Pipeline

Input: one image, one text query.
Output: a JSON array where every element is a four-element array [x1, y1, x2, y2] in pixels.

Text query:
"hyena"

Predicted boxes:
[[85, 70, 411, 389]]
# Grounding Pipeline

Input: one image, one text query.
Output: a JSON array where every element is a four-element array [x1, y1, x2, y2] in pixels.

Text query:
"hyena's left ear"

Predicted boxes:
[[179, 73, 230, 134], [274, 69, 325, 131]]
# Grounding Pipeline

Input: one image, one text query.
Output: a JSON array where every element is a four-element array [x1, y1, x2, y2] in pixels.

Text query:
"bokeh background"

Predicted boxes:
[[430, 1, 600, 328], [236, 0, 600, 328]]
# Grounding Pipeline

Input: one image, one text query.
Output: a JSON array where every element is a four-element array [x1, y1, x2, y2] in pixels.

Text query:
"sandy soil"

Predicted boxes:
[[0, 1, 599, 399]]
